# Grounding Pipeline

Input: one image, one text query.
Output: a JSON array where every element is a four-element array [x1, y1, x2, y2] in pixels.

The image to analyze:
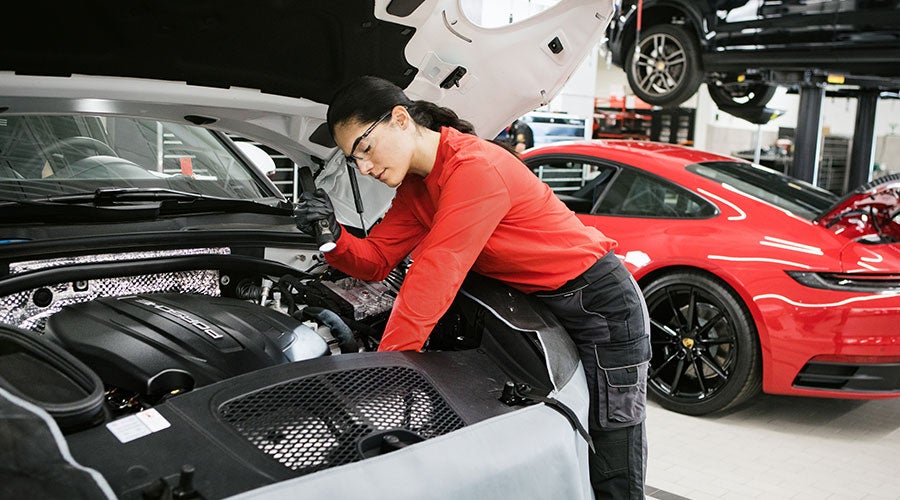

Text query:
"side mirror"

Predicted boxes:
[[234, 142, 277, 178]]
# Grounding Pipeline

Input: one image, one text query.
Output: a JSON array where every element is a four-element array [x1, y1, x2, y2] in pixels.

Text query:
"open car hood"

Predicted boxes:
[[815, 174, 900, 244], [0, 0, 613, 228]]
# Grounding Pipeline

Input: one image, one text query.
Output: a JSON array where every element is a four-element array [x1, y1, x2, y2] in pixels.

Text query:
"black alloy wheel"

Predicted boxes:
[[625, 24, 703, 108], [642, 271, 761, 415], [707, 80, 778, 109]]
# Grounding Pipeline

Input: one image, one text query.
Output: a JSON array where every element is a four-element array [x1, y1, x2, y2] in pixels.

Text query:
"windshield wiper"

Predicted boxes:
[[36, 188, 246, 205], [10, 188, 287, 209], [0, 188, 291, 222], [0, 188, 220, 206]]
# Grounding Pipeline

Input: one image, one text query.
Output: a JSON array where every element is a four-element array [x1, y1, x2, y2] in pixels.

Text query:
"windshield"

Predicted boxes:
[[687, 161, 838, 220], [0, 115, 272, 202]]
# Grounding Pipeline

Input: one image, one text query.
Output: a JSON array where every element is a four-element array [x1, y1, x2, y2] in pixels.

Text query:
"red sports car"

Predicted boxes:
[[521, 141, 900, 415]]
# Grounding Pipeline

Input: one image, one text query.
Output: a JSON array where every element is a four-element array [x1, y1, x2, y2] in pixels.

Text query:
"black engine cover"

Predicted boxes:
[[45, 293, 303, 396]]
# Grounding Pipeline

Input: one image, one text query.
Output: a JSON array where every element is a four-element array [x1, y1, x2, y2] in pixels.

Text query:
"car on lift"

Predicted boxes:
[[0, 2, 613, 499], [522, 140, 900, 415], [605, 0, 900, 109]]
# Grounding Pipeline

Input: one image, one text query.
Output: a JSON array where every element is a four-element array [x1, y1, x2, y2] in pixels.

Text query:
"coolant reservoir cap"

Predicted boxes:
[[284, 324, 329, 361]]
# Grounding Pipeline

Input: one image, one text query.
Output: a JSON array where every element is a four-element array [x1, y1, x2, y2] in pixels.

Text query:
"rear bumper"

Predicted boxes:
[[753, 288, 900, 399], [793, 360, 900, 393]]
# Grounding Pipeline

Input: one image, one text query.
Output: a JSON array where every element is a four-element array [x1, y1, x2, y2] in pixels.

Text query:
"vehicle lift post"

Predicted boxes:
[[792, 82, 825, 186], [847, 88, 880, 189]]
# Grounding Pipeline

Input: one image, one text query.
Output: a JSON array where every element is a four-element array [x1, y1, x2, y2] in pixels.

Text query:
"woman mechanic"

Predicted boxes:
[[294, 75, 650, 499]]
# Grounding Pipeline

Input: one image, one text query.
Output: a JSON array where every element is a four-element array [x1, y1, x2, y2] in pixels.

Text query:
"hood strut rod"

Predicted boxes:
[[347, 163, 367, 236]]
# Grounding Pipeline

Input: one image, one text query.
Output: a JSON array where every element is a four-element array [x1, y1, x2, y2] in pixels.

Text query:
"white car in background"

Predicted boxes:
[[0, 1, 612, 499]]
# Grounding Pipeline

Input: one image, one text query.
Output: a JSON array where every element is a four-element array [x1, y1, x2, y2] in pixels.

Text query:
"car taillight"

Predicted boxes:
[[786, 271, 900, 293]]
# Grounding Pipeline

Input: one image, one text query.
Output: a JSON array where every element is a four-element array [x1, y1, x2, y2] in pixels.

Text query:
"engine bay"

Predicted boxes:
[[0, 241, 573, 499], [0, 246, 429, 423]]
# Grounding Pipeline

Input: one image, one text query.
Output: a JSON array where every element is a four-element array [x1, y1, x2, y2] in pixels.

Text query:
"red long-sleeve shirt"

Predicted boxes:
[[326, 127, 616, 351]]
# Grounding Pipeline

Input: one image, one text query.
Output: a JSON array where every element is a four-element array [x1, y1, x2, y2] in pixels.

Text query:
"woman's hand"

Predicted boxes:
[[293, 188, 342, 242]]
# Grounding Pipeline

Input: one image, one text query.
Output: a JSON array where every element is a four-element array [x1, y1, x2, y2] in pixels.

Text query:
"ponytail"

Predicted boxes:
[[328, 76, 476, 137], [407, 100, 476, 135]]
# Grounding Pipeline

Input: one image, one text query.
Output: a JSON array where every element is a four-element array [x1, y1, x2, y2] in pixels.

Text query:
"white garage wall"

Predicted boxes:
[[696, 86, 795, 156]]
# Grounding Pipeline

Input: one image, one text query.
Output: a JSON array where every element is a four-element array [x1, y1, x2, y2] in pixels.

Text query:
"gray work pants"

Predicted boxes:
[[535, 251, 650, 499]]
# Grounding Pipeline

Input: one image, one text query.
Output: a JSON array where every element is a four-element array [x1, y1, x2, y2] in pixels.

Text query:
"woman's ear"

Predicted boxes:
[[393, 105, 410, 129]]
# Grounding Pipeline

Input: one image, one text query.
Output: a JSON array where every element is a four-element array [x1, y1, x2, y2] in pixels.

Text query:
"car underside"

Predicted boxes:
[[605, 0, 900, 109]]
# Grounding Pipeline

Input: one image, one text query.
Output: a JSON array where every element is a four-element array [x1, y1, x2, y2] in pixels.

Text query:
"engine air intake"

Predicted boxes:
[[219, 366, 466, 475]]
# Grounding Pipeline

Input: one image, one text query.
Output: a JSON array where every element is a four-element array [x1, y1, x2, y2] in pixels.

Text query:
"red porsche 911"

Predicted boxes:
[[521, 141, 900, 415]]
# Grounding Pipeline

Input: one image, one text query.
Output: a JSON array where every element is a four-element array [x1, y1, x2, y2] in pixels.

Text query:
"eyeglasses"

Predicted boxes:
[[345, 109, 392, 168]]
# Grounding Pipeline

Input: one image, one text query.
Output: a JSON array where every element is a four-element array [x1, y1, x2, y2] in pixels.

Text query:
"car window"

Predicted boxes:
[[687, 161, 838, 220], [530, 158, 617, 213], [0, 115, 272, 201], [596, 168, 717, 218]]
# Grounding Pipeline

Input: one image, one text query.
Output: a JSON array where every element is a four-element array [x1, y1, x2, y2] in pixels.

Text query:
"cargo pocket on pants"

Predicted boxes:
[[594, 336, 650, 428]]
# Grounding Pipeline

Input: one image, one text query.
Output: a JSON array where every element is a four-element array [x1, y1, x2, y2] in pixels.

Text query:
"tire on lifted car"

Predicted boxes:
[[624, 24, 703, 108]]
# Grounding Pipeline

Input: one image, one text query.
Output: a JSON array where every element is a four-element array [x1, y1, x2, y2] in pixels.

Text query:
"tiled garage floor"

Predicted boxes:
[[644, 393, 900, 499]]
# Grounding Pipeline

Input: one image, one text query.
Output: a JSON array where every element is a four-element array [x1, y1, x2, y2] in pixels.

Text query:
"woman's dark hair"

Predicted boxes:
[[327, 76, 475, 137]]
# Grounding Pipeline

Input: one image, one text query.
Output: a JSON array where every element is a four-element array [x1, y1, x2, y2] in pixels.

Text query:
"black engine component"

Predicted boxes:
[[44, 293, 325, 398], [0, 325, 105, 432]]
